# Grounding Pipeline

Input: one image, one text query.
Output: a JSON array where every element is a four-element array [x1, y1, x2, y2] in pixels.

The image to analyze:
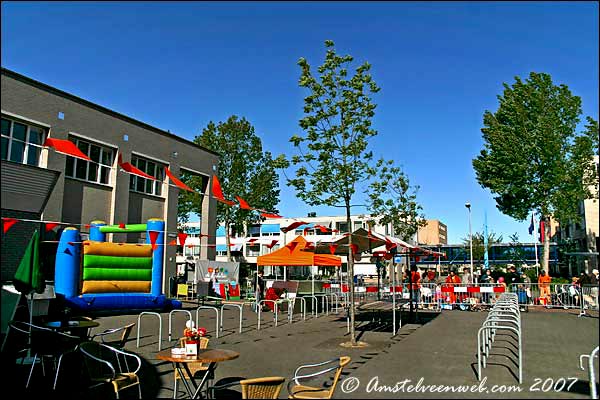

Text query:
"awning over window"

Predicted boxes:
[[261, 224, 280, 234]]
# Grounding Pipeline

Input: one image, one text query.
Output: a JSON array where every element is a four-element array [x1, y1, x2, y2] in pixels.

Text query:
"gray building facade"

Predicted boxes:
[[1, 68, 218, 289]]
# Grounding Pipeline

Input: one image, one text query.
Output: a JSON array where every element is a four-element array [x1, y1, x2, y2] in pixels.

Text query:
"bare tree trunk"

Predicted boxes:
[[226, 222, 232, 262], [346, 201, 356, 345], [542, 216, 550, 275]]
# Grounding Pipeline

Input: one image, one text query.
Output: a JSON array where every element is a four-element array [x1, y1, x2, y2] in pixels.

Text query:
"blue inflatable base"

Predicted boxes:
[[64, 293, 182, 311]]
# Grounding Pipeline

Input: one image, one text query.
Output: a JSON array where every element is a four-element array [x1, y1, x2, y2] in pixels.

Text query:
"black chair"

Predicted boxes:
[[91, 323, 136, 349], [8, 320, 81, 389]]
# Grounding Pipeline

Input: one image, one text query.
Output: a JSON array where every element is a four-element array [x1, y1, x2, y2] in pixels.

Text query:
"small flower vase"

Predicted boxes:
[[185, 339, 198, 356]]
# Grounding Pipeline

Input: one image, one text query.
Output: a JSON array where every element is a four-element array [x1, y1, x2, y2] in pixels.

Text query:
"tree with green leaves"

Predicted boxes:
[[367, 159, 426, 240], [177, 172, 207, 226], [460, 231, 504, 267], [193, 116, 280, 260], [367, 158, 427, 321], [473, 72, 599, 274], [277, 40, 380, 346]]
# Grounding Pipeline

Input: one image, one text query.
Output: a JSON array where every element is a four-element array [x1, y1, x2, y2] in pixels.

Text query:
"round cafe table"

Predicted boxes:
[[157, 348, 239, 399], [42, 320, 100, 339]]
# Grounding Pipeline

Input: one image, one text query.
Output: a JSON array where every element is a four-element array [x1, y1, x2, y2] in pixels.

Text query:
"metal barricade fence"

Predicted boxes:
[[508, 283, 591, 309], [580, 284, 600, 316], [439, 283, 506, 309]]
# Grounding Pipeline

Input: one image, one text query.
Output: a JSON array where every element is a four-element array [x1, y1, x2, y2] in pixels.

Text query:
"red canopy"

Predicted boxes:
[[257, 236, 341, 267]]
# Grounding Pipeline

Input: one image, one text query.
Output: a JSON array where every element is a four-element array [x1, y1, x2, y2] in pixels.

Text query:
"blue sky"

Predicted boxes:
[[2, 1, 598, 243]]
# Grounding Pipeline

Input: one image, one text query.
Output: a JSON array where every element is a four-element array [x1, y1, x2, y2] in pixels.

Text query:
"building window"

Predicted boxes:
[[336, 222, 349, 233], [129, 155, 164, 196], [65, 136, 115, 185], [1, 117, 46, 166], [246, 244, 260, 257]]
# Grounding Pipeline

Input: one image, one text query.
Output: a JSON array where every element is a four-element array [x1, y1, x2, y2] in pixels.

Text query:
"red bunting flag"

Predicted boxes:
[[165, 167, 195, 192], [211, 176, 236, 206], [2, 218, 18, 234], [45, 222, 59, 232], [286, 242, 298, 252], [385, 240, 397, 251], [281, 221, 307, 233], [168, 239, 178, 246], [235, 196, 253, 210], [247, 238, 258, 244], [148, 230, 159, 251], [43, 138, 91, 161], [315, 225, 330, 233], [177, 233, 188, 246], [329, 244, 338, 255], [261, 213, 283, 218], [266, 240, 279, 249], [118, 154, 156, 180]]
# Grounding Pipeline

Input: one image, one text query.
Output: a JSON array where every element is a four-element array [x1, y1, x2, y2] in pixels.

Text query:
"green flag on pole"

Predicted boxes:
[[13, 230, 45, 295]]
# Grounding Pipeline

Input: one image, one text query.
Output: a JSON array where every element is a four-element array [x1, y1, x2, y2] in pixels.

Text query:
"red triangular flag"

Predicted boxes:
[[43, 138, 91, 161], [177, 233, 188, 246], [45, 222, 59, 232], [281, 221, 306, 232], [211, 175, 236, 206], [261, 213, 283, 218], [235, 196, 253, 210], [329, 244, 338, 255], [385, 239, 397, 251], [148, 230, 159, 251], [266, 240, 279, 249], [315, 225, 329, 233], [286, 242, 298, 252], [168, 239, 177, 246], [2, 218, 18, 234], [165, 167, 195, 192], [247, 238, 258, 243], [118, 155, 156, 180]]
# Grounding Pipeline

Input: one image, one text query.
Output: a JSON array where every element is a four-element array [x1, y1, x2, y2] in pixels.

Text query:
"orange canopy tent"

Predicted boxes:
[[256, 236, 341, 296], [257, 236, 341, 267]]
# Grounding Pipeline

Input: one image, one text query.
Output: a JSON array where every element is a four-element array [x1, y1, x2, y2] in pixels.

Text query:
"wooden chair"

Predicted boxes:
[[173, 336, 210, 398], [91, 323, 136, 349], [79, 341, 142, 399], [208, 376, 286, 399], [288, 356, 351, 399]]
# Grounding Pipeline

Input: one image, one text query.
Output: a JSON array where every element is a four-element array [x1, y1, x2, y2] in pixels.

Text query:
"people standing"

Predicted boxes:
[[254, 270, 265, 311], [537, 270, 552, 305], [444, 269, 462, 307], [479, 269, 494, 305]]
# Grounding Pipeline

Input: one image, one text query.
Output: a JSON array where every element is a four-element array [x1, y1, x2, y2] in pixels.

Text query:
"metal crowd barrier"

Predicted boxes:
[[195, 305, 220, 338], [579, 346, 599, 399], [136, 311, 163, 351], [477, 292, 522, 384], [168, 309, 193, 341]]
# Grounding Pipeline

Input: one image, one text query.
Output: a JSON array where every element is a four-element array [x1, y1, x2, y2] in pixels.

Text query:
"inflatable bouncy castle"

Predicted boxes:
[[54, 219, 180, 312]]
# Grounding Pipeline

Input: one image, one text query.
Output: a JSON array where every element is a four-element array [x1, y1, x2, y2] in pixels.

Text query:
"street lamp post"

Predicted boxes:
[[465, 203, 474, 280]]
